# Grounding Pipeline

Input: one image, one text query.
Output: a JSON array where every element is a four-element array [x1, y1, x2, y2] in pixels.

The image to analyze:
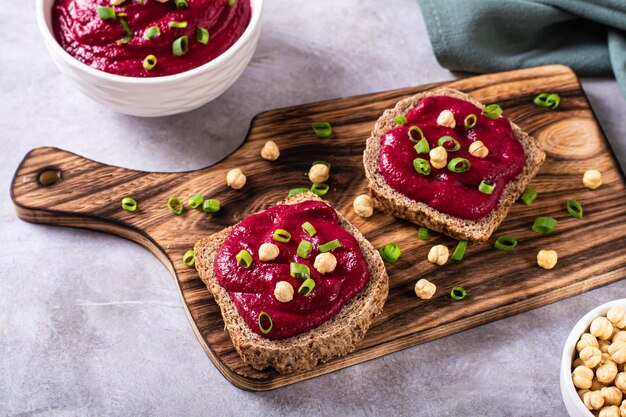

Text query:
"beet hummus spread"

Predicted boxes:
[[52, 0, 251, 77], [379, 96, 527, 220], [214, 201, 371, 340]]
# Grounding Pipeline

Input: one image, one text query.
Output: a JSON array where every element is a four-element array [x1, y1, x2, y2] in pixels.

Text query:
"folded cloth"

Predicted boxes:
[[417, 0, 626, 96]]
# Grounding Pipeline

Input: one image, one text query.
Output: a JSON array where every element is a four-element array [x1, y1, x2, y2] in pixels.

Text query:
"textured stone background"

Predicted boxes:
[[2, 1, 626, 416]]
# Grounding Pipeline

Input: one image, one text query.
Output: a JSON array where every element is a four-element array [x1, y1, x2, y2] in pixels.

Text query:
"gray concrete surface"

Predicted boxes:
[[2, 1, 626, 416]]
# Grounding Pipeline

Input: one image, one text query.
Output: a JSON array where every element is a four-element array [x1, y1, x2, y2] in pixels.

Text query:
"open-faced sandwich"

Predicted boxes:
[[194, 192, 388, 374], [364, 88, 546, 242]]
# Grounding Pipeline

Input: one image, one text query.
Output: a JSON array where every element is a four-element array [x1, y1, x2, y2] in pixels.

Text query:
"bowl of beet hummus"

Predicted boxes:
[[37, 0, 262, 116]]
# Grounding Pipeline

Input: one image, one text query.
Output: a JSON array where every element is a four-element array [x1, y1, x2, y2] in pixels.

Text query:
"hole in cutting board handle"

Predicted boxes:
[[38, 168, 61, 187]]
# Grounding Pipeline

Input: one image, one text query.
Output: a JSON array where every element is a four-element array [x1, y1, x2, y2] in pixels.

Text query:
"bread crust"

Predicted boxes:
[[194, 192, 389, 374], [363, 87, 546, 243]]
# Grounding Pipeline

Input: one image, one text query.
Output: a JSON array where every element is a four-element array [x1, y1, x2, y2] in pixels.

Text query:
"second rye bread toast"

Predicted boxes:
[[194, 192, 388, 374], [363, 87, 546, 243]]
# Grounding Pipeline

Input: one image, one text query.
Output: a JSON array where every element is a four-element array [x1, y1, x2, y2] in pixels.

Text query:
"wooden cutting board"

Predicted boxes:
[[11, 65, 626, 391]]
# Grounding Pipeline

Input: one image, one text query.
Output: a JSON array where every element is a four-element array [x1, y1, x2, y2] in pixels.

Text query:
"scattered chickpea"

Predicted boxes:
[[314, 252, 337, 274], [592, 317, 615, 341], [609, 307, 626, 330], [468, 140, 489, 159], [583, 169, 603, 190], [573, 365, 595, 389], [274, 281, 294, 303], [436, 110, 456, 129], [581, 346, 603, 368], [603, 386, 624, 406], [585, 390, 606, 410], [600, 405, 620, 417], [308, 163, 330, 183], [427, 245, 449, 266], [610, 342, 626, 364], [353, 194, 374, 218], [615, 373, 626, 393], [429, 146, 448, 169], [258, 243, 279, 262], [260, 140, 280, 161], [598, 363, 619, 385], [537, 249, 558, 270], [578, 333, 600, 352], [226, 168, 247, 190], [415, 279, 437, 300]]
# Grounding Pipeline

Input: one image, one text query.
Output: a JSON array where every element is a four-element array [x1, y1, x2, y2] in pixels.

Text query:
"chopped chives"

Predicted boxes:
[[97, 6, 116, 20], [174, 0, 189, 9], [395, 115, 407, 125], [520, 188, 537, 205], [566, 199, 583, 219], [478, 179, 496, 194], [494, 235, 518, 251], [143, 54, 157, 70], [287, 187, 309, 198], [483, 104, 503, 119], [297, 240, 313, 259], [311, 122, 333, 138], [169, 21, 188, 29], [228, 0, 236, 5], [188, 194, 204, 209], [464, 114, 477, 129], [258, 311, 272, 334], [533, 93, 560, 110], [531, 217, 557, 234], [121, 197, 137, 212], [235, 249, 253, 268], [183, 249, 195, 267], [203, 199, 220, 213], [438, 136, 460, 152], [450, 286, 467, 301], [310, 182, 329, 196], [196, 27, 209, 45], [447, 157, 471, 173], [145, 26, 160, 40], [418, 227, 429, 240], [167, 196, 184, 215], [414, 137, 430, 154], [413, 158, 431, 175], [451, 240, 468, 261], [273, 229, 291, 243], [302, 221, 316, 237], [379, 242, 401, 263], [172, 35, 189, 56], [290, 262, 310, 280], [116, 17, 133, 44], [408, 126, 425, 143], [298, 277, 316, 296], [319, 239, 341, 253]]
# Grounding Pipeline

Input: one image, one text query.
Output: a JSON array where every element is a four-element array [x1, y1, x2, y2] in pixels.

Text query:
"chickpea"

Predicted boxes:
[[110, 0, 126, 4], [602, 340, 613, 354], [226, 168, 247, 190], [583, 169, 603, 190], [468, 140, 489, 159], [573, 365, 594, 389], [602, 353, 617, 367], [274, 281, 294, 303], [610, 342, 626, 364], [578, 333, 600, 352], [598, 363, 619, 385], [308, 164, 330, 183], [415, 279, 437, 300], [258, 243, 279, 262], [579, 389, 591, 401], [585, 390, 606, 410], [609, 307, 626, 330], [314, 252, 337, 274], [621, 400, 626, 417], [353, 194, 374, 218], [614, 332, 626, 344], [614, 373, 626, 393], [593, 378, 608, 391], [427, 244, 449, 266], [573, 357, 585, 369], [429, 146, 448, 169], [436, 110, 456, 129], [537, 249, 558, 270], [592, 317, 615, 341], [600, 405, 621, 417], [260, 140, 280, 161], [603, 387, 624, 406], [581, 346, 603, 368]]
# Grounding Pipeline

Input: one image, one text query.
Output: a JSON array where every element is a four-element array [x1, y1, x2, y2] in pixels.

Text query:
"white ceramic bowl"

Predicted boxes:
[[561, 299, 626, 417], [36, 0, 263, 117]]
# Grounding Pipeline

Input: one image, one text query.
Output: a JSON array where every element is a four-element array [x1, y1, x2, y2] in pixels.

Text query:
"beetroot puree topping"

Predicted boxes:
[[214, 201, 371, 340], [379, 96, 527, 220], [52, 0, 251, 77]]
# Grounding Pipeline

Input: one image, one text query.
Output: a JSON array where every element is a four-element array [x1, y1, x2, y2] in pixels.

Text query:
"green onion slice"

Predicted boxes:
[[167, 196, 184, 215], [188, 194, 204, 209], [290, 262, 310, 280], [483, 104, 503, 119], [379, 242, 401, 263], [319, 239, 341, 253], [520, 188, 537, 205], [494, 235, 518, 251], [566, 199, 583, 219], [169, 21, 188, 29], [236, 249, 253, 268], [97, 6, 117, 20], [172, 35, 189, 56], [117, 12, 127, 17], [438, 136, 461, 152], [452, 240, 468, 261], [478, 179, 496, 194], [395, 115, 407, 126], [116, 17, 133, 44], [183, 249, 195, 267], [297, 240, 313, 259], [418, 227, 429, 240], [196, 27, 209, 45], [464, 114, 477, 129], [302, 221, 316, 237], [533, 93, 560, 110], [298, 277, 316, 296], [450, 286, 468, 301], [228, 0, 236, 5], [145, 26, 160, 40], [174, 0, 189, 9], [414, 137, 430, 154], [143, 54, 157, 70], [121, 197, 137, 212], [408, 126, 425, 143], [311, 122, 332, 138], [287, 187, 309, 198], [448, 157, 471, 173], [413, 158, 431, 176], [273, 229, 291, 243], [258, 311, 272, 334], [532, 217, 557, 233], [202, 199, 220, 213], [310, 182, 329, 196]]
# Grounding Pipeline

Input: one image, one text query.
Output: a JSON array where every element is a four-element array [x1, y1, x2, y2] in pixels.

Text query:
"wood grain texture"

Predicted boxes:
[[10, 65, 626, 391]]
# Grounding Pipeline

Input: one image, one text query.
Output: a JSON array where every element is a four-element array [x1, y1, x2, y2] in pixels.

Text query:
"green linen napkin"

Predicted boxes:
[[417, 0, 626, 96]]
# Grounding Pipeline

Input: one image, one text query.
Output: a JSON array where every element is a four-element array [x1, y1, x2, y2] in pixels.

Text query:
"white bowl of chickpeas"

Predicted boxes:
[[561, 300, 626, 417]]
